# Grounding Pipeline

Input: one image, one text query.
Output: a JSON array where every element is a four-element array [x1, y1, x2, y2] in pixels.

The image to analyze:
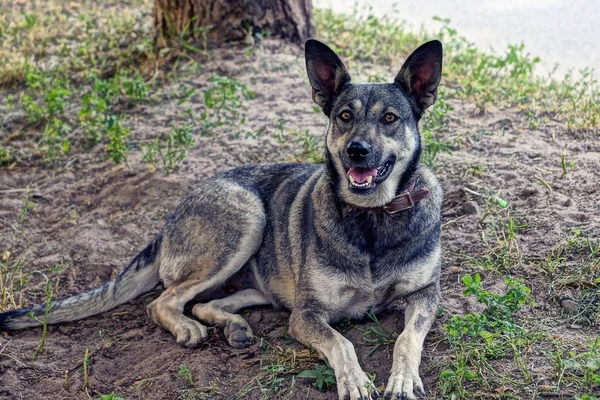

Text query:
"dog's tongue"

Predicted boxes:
[[347, 167, 377, 184]]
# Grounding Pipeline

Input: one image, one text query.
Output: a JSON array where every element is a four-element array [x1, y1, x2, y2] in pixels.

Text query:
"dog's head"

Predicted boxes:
[[305, 40, 443, 208]]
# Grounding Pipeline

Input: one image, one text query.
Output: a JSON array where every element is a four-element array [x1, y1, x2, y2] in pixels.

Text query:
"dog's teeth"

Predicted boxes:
[[348, 175, 355, 184], [366, 176, 372, 184]]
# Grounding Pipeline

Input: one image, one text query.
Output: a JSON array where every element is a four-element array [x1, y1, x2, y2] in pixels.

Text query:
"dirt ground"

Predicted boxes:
[[0, 39, 599, 400]]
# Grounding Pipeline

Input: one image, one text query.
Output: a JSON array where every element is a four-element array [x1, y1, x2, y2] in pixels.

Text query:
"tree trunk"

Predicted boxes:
[[154, 0, 315, 48]]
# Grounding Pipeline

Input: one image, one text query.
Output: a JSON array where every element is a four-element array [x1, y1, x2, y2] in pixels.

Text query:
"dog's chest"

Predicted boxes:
[[308, 264, 406, 319]]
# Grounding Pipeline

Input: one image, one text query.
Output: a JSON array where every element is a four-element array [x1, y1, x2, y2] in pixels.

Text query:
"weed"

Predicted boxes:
[[561, 151, 569, 177], [0, 192, 34, 311], [98, 392, 125, 400], [31, 273, 55, 360], [358, 310, 396, 359], [0, 145, 10, 165], [197, 76, 254, 137], [105, 115, 130, 164], [552, 338, 600, 395], [421, 89, 454, 167], [291, 129, 324, 163], [120, 74, 149, 102], [142, 123, 194, 173], [541, 231, 599, 326], [467, 211, 526, 274], [296, 364, 336, 391], [178, 364, 194, 385], [83, 347, 90, 392], [235, 338, 321, 399], [439, 273, 539, 398]]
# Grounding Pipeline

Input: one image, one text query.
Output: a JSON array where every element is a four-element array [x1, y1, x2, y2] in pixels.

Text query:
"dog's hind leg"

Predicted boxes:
[[192, 288, 270, 348], [147, 181, 266, 348]]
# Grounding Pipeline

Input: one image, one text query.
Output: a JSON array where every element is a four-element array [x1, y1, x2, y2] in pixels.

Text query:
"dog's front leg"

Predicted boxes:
[[384, 283, 440, 400], [290, 309, 378, 400]]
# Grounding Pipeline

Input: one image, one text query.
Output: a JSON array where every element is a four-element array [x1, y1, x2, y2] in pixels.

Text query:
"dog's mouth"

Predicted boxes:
[[346, 157, 395, 191]]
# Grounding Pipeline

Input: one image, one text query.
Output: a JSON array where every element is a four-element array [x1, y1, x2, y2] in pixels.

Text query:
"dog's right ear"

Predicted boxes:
[[305, 39, 351, 115]]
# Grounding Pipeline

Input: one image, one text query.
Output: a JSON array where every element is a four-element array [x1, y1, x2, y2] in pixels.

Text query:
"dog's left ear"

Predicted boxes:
[[305, 39, 351, 115], [395, 40, 443, 113]]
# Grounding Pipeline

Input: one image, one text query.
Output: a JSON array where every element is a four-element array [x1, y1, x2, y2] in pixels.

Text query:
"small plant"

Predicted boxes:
[[0, 145, 10, 165], [553, 338, 600, 395], [468, 212, 526, 274], [291, 129, 324, 163], [197, 76, 254, 137], [439, 273, 538, 398], [98, 392, 125, 400], [178, 364, 194, 385], [142, 123, 194, 173], [82, 347, 90, 391], [105, 115, 130, 164], [296, 364, 336, 391], [31, 273, 55, 360], [358, 310, 396, 359], [120, 74, 149, 102], [421, 89, 453, 167]]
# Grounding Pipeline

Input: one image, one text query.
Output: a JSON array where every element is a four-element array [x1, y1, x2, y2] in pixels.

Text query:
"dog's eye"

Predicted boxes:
[[384, 113, 397, 123], [339, 111, 353, 121]]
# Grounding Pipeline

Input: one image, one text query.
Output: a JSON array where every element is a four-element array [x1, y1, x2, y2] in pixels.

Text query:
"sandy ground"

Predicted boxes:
[[0, 40, 599, 399]]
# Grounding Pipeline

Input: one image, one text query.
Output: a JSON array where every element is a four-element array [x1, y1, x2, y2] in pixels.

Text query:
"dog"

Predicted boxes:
[[0, 39, 443, 400]]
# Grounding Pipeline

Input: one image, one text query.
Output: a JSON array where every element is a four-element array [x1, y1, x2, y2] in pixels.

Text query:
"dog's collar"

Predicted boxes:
[[353, 178, 430, 214]]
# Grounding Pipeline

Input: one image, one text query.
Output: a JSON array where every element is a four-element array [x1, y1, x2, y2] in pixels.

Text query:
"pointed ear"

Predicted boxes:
[[394, 40, 443, 112], [305, 39, 351, 114]]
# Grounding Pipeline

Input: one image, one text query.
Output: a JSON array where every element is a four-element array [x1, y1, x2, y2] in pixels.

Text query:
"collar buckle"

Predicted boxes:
[[383, 191, 414, 214]]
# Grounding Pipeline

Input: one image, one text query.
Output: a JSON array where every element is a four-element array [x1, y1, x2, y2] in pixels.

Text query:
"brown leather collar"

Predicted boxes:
[[354, 178, 430, 214]]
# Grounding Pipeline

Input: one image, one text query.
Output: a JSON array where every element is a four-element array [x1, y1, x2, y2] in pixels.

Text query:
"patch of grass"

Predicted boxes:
[[178, 364, 194, 386], [234, 338, 322, 399], [439, 273, 540, 398], [296, 364, 336, 391], [466, 209, 526, 275], [0, 0, 155, 86], [0, 191, 35, 311], [358, 310, 396, 360], [98, 392, 125, 400], [31, 273, 55, 360], [195, 76, 255, 137], [291, 129, 324, 163], [541, 230, 599, 326], [550, 338, 600, 396], [142, 123, 194, 173]]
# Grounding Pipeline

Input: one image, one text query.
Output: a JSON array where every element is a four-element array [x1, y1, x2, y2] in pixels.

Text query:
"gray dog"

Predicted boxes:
[[0, 39, 444, 400]]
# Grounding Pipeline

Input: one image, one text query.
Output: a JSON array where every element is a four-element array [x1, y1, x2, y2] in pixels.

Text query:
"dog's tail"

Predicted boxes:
[[0, 235, 162, 331]]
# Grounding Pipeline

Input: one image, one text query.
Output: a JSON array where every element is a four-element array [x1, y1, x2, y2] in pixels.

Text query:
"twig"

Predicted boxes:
[[442, 215, 467, 227], [0, 188, 37, 194]]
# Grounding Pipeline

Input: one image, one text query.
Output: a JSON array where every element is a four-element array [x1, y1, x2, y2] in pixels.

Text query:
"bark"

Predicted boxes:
[[154, 0, 315, 48]]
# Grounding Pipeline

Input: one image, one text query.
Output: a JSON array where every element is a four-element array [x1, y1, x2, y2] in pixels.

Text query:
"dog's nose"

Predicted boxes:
[[346, 140, 371, 162]]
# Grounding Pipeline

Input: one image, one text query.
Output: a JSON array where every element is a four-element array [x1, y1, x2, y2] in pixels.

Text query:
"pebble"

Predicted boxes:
[[560, 298, 578, 313], [521, 187, 539, 198], [461, 201, 480, 215]]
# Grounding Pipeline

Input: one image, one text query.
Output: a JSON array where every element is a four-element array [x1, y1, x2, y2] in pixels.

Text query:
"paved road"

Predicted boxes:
[[317, 0, 599, 77]]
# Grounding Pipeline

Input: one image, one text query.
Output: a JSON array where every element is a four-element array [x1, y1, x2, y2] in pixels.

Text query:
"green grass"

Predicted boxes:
[[439, 273, 540, 399], [0, 191, 34, 311], [540, 230, 600, 326]]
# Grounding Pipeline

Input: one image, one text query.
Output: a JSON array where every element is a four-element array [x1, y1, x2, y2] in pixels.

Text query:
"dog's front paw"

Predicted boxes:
[[383, 367, 424, 399], [336, 367, 379, 400]]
